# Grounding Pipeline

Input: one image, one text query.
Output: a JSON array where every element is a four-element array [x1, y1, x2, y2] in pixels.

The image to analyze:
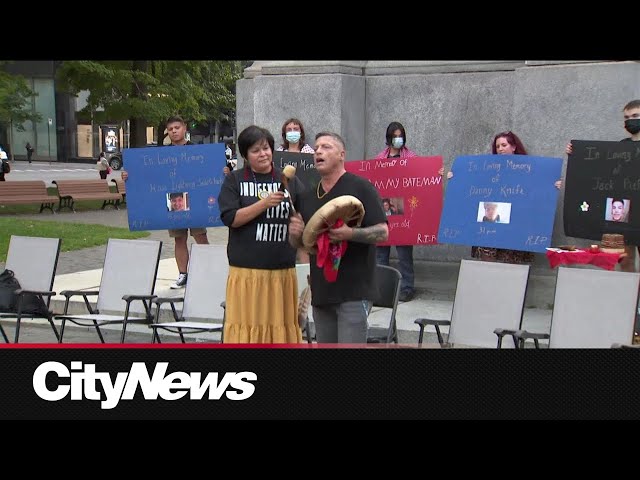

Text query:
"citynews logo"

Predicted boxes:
[[33, 361, 257, 410]]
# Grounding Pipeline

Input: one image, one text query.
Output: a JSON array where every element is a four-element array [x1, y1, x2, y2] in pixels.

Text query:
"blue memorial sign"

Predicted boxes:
[[438, 154, 562, 253], [564, 140, 640, 244], [123, 143, 227, 231]]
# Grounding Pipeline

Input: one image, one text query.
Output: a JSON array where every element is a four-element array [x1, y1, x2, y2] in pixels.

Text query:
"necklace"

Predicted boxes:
[[251, 166, 275, 200], [317, 182, 328, 199]]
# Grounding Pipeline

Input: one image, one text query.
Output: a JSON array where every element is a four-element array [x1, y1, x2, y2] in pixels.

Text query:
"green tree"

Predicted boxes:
[[56, 61, 245, 147]]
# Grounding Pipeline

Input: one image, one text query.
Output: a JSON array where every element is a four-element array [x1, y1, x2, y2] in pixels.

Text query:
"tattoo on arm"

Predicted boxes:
[[351, 224, 387, 244]]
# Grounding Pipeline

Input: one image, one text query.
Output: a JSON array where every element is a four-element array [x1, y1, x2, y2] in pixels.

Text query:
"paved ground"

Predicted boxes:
[[5, 160, 123, 183], [0, 207, 559, 345]]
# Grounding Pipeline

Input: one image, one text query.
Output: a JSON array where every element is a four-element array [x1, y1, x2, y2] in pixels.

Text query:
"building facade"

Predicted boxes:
[[1, 61, 76, 162]]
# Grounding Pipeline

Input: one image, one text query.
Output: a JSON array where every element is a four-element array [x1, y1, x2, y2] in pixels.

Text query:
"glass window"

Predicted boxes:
[[33, 78, 57, 159]]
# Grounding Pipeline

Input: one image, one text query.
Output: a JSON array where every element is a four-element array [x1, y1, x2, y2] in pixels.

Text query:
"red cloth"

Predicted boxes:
[[545, 249, 624, 271], [316, 219, 348, 282]]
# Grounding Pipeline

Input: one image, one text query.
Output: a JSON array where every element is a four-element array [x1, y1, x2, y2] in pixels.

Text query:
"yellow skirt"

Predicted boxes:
[[223, 266, 302, 344]]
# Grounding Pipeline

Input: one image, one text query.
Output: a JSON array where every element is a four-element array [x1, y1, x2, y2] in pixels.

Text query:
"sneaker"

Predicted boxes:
[[170, 273, 188, 289], [399, 289, 415, 302]]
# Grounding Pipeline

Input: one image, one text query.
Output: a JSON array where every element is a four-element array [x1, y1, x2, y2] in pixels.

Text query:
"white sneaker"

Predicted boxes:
[[170, 273, 188, 289]]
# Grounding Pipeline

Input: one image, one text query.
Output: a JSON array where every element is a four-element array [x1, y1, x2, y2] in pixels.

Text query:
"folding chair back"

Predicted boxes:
[[448, 260, 529, 348], [5, 235, 61, 299], [295, 263, 309, 297], [182, 244, 228, 320], [296, 263, 312, 321], [368, 265, 402, 343], [96, 239, 162, 312], [373, 264, 401, 309], [296, 263, 314, 343], [549, 267, 640, 348]]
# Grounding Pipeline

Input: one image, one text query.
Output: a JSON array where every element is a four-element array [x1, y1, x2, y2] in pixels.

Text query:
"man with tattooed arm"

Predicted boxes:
[[288, 132, 389, 343]]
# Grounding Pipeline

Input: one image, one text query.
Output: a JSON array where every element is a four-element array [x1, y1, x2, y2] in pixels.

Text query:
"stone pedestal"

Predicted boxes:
[[237, 60, 640, 262]]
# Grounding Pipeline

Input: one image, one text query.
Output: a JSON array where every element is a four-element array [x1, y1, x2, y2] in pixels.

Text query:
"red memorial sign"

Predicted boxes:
[[345, 156, 443, 246]]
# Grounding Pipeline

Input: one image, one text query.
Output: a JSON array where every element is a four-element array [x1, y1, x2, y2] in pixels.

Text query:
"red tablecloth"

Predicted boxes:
[[545, 249, 624, 271]]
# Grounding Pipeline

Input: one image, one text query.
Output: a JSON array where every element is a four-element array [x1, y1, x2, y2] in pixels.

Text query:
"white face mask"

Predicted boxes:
[[286, 131, 301, 144], [392, 137, 404, 149]]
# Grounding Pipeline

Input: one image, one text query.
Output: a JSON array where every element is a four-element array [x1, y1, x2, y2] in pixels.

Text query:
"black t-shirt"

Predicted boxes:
[[299, 172, 387, 306], [218, 166, 304, 269]]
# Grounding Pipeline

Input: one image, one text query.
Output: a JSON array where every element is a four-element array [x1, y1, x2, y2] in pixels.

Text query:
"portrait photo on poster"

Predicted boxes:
[[605, 197, 630, 223], [382, 197, 405, 217], [167, 192, 189, 212], [477, 201, 511, 224]]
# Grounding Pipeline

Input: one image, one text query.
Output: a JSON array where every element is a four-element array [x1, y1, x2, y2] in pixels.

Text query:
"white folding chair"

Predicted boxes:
[[415, 259, 530, 348], [55, 238, 162, 343], [0, 235, 61, 343], [296, 263, 315, 344], [149, 244, 228, 343], [515, 267, 640, 348]]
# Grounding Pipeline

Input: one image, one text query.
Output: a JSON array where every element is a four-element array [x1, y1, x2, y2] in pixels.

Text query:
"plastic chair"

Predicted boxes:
[[415, 260, 530, 348], [296, 263, 314, 344], [54, 238, 162, 343], [0, 235, 61, 343], [513, 267, 640, 348], [149, 244, 228, 343], [367, 264, 402, 344]]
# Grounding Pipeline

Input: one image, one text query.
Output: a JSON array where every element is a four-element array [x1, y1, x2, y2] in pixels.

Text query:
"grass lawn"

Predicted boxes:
[[0, 218, 149, 262]]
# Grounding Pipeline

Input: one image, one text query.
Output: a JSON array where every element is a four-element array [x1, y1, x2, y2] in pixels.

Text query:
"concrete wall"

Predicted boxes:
[[236, 60, 640, 265], [511, 61, 640, 253], [237, 71, 365, 166]]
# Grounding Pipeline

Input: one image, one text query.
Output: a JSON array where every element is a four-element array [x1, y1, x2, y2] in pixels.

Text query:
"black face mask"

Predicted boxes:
[[624, 118, 640, 135]]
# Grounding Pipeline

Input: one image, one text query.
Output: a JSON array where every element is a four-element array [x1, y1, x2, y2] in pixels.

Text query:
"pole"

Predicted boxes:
[[47, 119, 51, 165], [8, 119, 14, 162]]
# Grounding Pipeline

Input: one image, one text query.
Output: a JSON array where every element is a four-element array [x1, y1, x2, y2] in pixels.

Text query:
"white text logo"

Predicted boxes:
[[33, 361, 257, 409]]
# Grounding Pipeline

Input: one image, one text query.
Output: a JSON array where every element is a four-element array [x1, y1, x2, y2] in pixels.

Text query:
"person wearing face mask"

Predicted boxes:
[[276, 118, 315, 154], [565, 99, 640, 273], [375, 122, 418, 302], [375, 121, 417, 161]]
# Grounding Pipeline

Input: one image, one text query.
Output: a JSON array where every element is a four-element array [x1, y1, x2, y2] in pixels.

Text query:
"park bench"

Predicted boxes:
[[111, 178, 126, 206], [0, 180, 58, 213], [52, 179, 122, 212]]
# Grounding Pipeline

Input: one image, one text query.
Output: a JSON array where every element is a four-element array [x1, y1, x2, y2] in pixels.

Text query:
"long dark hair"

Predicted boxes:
[[385, 121, 407, 147], [491, 131, 527, 155]]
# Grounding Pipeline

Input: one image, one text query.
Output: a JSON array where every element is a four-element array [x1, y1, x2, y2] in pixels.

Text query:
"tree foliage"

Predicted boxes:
[[0, 62, 42, 131], [56, 60, 245, 127]]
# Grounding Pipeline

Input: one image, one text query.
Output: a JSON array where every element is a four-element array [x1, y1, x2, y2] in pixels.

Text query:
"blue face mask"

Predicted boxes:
[[392, 137, 404, 149], [286, 131, 301, 144]]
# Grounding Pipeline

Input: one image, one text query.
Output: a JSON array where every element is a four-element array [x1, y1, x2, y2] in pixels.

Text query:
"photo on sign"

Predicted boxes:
[[167, 192, 190, 212], [477, 201, 511, 224], [604, 197, 631, 223], [382, 197, 404, 217]]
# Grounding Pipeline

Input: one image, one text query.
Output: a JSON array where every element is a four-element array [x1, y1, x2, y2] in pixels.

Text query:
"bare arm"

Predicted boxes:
[[329, 222, 389, 244], [289, 213, 305, 249], [351, 223, 389, 244]]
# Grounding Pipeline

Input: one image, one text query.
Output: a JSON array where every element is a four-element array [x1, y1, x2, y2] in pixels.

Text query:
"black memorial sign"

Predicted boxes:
[[272, 151, 320, 191], [564, 140, 640, 244]]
